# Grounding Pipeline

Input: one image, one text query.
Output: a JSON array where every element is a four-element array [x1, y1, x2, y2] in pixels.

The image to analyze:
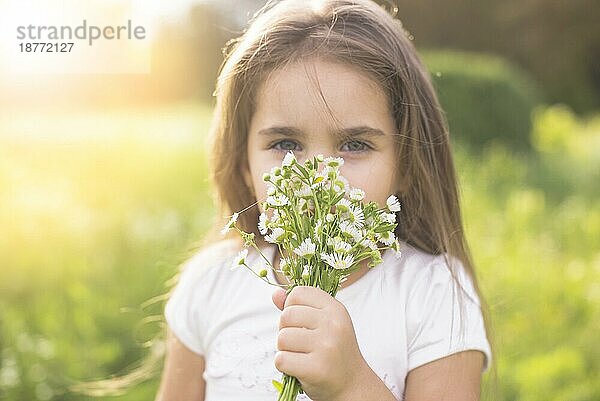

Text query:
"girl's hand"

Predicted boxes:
[[272, 286, 370, 401]]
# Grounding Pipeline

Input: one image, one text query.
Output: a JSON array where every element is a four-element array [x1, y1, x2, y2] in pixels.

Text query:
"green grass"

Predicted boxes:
[[0, 102, 598, 400]]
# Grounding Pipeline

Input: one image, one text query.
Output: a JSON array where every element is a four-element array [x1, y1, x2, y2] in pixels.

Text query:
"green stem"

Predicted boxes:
[[277, 374, 303, 401], [240, 262, 289, 288]]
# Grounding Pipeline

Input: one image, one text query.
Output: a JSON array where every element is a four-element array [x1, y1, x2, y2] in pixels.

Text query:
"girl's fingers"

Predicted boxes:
[[277, 326, 314, 353], [272, 288, 287, 311], [284, 286, 332, 309], [274, 349, 314, 379], [279, 305, 320, 330]]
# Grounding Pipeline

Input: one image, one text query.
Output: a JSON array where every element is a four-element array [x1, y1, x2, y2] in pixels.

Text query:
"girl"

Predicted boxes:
[[157, 0, 497, 400]]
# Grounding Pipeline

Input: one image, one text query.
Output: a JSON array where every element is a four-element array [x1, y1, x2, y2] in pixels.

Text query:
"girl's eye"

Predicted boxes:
[[340, 140, 371, 152], [269, 139, 372, 153], [269, 139, 300, 152]]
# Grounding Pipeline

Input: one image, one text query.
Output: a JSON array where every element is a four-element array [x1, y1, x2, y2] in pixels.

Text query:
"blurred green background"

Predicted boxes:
[[1, 1, 599, 400]]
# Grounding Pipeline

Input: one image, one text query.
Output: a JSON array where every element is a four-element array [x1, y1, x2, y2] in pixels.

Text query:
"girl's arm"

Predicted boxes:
[[403, 350, 485, 401], [155, 328, 206, 401]]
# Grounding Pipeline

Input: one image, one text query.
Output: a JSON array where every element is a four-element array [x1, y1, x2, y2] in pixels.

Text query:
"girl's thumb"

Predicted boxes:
[[272, 288, 287, 311]]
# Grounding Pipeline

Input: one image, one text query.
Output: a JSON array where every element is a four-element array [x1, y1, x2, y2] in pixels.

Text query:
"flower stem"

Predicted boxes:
[[277, 373, 303, 401]]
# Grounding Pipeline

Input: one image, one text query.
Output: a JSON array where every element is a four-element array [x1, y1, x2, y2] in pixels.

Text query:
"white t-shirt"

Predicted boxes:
[[164, 238, 492, 401]]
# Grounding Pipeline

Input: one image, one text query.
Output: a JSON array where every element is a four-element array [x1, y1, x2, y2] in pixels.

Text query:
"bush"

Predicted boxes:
[[421, 49, 541, 151], [528, 103, 600, 202], [454, 105, 600, 401]]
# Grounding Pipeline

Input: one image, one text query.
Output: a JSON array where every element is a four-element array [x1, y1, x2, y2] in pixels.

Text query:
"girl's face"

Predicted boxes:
[[244, 58, 399, 211]]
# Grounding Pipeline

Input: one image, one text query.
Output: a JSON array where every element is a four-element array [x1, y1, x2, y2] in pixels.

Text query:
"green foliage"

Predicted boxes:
[[456, 103, 600, 400], [421, 49, 542, 151], [529, 104, 600, 202], [1, 102, 598, 400], [395, 0, 600, 113], [0, 104, 216, 401]]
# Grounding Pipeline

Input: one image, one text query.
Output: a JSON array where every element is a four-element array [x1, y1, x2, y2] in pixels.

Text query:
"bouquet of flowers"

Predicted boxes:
[[221, 151, 401, 401]]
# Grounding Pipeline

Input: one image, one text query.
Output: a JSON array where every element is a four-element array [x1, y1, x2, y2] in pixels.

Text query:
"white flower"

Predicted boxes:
[[230, 249, 248, 270], [334, 176, 351, 193], [348, 205, 365, 227], [349, 188, 365, 201], [278, 257, 291, 275], [282, 151, 296, 167], [294, 184, 312, 198], [267, 185, 276, 196], [377, 230, 396, 246], [325, 213, 335, 223], [320, 252, 355, 270], [324, 156, 344, 168], [335, 198, 352, 213], [221, 212, 239, 235], [340, 220, 362, 242], [273, 175, 283, 186], [327, 237, 352, 252], [265, 227, 285, 243], [359, 237, 378, 251], [293, 237, 316, 258], [379, 211, 397, 224], [323, 165, 338, 179], [301, 264, 311, 280], [386, 195, 401, 212], [258, 212, 268, 235], [391, 239, 402, 258], [266, 194, 289, 207], [311, 172, 327, 188], [270, 166, 282, 177]]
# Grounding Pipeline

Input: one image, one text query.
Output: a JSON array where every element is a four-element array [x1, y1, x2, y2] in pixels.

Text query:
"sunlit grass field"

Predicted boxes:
[[1, 102, 598, 401]]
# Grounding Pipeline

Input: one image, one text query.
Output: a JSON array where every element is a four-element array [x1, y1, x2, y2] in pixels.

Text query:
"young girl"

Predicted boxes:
[[157, 0, 496, 400]]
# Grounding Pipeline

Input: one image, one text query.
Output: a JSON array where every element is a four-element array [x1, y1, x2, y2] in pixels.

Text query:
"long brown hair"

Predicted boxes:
[[71, 0, 499, 399]]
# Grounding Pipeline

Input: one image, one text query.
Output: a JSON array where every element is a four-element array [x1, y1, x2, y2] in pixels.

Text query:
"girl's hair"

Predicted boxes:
[[71, 0, 498, 399]]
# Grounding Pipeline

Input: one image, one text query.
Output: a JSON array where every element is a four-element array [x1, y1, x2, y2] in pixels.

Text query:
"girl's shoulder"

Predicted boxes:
[[176, 238, 243, 281], [383, 241, 481, 306], [385, 241, 450, 277], [189, 237, 242, 261]]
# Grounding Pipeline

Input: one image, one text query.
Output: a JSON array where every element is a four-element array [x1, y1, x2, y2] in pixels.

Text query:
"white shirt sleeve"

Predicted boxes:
[[165, 259, 205, 355], [405, 257, 492, 373], [163, 240, 236, 356]]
